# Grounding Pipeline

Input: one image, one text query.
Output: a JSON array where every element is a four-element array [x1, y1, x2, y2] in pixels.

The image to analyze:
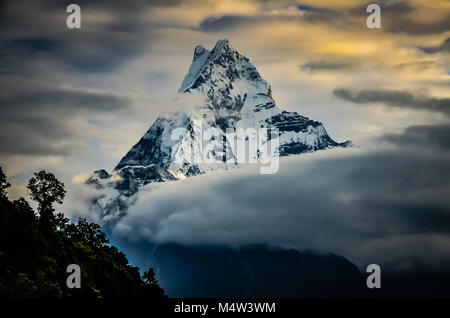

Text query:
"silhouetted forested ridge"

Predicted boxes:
[[0, 167, 165, 298]]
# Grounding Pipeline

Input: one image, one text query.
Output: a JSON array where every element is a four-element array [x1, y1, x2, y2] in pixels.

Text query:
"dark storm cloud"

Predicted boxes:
[[0, 1, 143, 158], [349, 0, 414, 16], [333, 88, 450, 116], [198, 15, 253, 32], [0, 0, 152, 74], [295, 4, 337, 23], [328, 1, 450, 35], [349, 0, 449, 35], [197, 4, 338, 32], [300, 61, 356, 72], [385, 15, 450, 35], [59, 32, 145, 73], [297, 4, 330, 13], [68, 0, 185, 9], [9, 38, 60, 52], [1, 31, 145, 74], [379, 0, 414, 14], [0, 78, 129, 156], [103, 20, 146, 33], [1, 0, 185, 20], [0, 87, 128, 114], [394, 60, 437, 72], [380, 124, 450, 151], [419, 38, 450, 54]]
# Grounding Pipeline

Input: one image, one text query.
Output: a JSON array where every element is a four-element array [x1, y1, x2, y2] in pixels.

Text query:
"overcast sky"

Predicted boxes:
[[1, 0, 450, 272]]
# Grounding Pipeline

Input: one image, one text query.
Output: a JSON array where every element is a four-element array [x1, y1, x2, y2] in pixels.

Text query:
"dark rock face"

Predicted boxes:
[[114, 165, 178, 197], [94, 169, 111, 179], [85, 169, 112, 189], [115, 117, 176, 171]]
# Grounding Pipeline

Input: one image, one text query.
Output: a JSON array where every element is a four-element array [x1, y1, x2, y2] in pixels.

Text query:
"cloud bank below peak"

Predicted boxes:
[[106, 127, 450, 273]]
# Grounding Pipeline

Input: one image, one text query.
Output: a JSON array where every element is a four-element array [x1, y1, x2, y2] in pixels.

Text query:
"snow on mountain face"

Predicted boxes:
[[180, 39, 278, 131], [87, 39, 350, 224]]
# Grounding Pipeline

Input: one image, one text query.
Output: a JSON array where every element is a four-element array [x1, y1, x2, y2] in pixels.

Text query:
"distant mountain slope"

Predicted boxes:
[[117, 242, 366, 297]]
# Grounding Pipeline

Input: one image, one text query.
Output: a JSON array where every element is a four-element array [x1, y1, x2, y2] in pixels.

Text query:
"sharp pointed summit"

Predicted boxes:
[[179, 39, 238, 93]]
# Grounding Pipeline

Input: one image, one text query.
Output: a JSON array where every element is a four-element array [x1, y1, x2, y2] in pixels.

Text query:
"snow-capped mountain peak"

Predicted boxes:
[[87, 39, 350, 224]]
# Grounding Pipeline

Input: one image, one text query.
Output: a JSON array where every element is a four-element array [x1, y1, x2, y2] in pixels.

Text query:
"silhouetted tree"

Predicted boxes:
[[143, 268, 166, 297], [0, 166, 10, 198], [73, 218, 108, 249], [27, 170, 66, 229], [142, 268, 158, 286]]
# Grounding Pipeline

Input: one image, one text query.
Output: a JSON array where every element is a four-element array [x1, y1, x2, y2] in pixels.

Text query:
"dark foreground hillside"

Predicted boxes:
[[0, 167, 165, 298]]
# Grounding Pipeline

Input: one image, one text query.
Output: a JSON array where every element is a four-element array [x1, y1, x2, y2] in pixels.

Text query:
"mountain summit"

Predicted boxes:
[[87, 39, 350, 223]]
